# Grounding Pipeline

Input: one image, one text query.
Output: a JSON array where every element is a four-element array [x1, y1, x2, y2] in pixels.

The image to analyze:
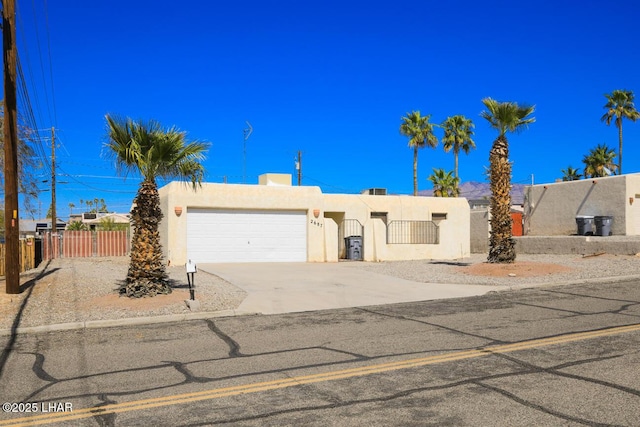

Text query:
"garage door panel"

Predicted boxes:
[[186, 209, 307, 263]]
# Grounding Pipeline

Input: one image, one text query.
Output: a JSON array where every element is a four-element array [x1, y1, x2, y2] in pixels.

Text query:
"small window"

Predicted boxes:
[[370, 212, 388, 225], [432, 213, 447, 221]]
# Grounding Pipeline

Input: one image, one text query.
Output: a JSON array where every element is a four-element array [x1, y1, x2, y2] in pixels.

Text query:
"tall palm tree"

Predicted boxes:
[[441, 115, 475, 179], [601, 89, 640, 174], [582, 143, 617, 178], [561, 166, 581, 181], [399, 111, 438, 196], [104, 114, 209, 298], [481, 98, 535, 263], [428, 168, 460, 197]]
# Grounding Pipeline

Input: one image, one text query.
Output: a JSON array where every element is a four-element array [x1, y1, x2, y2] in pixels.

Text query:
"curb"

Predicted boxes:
[[497, 274, 640, 292], [2, 274, 639, 337], [0, 309, 260, 337]]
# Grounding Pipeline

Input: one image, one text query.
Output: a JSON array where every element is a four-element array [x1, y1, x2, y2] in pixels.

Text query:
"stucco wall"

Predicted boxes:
[[524, 175, 640, 236], [159, 182, 326, 265], [159, 182, 471, 264], [323, 218, 338, 262], [323, 193, 470, 260], [625, 174, 640, 235]]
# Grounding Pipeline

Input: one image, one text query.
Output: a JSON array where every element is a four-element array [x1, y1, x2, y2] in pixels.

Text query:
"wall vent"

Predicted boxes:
[[362, 188, 387, 195]]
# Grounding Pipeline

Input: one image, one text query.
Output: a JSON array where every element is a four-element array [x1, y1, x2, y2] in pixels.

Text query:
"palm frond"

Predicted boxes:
[[481, 97, 535, 136]]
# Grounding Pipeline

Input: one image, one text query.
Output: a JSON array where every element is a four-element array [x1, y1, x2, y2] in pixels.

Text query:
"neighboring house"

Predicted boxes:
[[20, 218, 66, 237], [67, 212, 131, 230], [524, 174, 640, 236], [159, 173, 471, 265], [465, 182, 526, 253], [82, 213, 131, 231]]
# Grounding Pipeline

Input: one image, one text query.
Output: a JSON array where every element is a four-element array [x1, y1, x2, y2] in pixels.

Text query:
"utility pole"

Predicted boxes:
[[296, 150, 302, 186], [3, 0, 20, 294], [51, 127, 57, 235]]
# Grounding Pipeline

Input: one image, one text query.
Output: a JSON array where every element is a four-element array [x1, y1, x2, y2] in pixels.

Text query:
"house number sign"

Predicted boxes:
[[310, 219, 323, 228]]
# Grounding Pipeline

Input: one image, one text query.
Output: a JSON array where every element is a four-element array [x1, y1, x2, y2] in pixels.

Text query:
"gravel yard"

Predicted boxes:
[[1, 253, 639, 331], [353, 253, 640, 286], [0, 257, 247, 331]]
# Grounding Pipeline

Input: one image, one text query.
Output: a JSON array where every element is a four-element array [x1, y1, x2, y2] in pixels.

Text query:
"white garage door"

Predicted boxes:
[[186, 209, 307, 263]]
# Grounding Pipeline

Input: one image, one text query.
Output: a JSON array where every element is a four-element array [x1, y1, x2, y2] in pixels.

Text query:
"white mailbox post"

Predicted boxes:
[[186, 259, 197, 300]]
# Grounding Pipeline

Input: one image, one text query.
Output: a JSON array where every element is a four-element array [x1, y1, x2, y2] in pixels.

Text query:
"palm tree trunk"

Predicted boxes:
[[413, 147, 418, 196], [488, 135, 515, 263], [121, 178, 171, 297], [618, 123, 623, 174], [454, 148, 459, 179]]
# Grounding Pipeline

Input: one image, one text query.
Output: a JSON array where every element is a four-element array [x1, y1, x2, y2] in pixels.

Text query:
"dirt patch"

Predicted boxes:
[[461, 261, 573, 278], [82, 289, 192, 312]]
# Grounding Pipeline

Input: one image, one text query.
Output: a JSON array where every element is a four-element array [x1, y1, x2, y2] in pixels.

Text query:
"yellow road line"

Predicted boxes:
[[2, 323, 639, 426]]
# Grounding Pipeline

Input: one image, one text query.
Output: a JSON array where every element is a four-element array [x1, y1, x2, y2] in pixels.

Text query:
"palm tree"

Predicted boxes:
[[441, 115, 475, 179], [68, 202, 75, 216], [104, 114, 209, 298], [428, 168, 460, 197], [399, 111, 438, 196], [582, 144, 617, 178], [66, 220, 88, 231], [561, 166, 581, 181], [481, 98, 535, 263], [601, 89, 639, 174]]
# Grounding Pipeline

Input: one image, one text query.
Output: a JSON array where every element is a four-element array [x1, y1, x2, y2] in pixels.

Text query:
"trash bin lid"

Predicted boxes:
[[576, 215, 595, 219]]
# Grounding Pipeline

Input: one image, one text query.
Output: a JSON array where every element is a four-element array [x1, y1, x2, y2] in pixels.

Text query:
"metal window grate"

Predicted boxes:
[[387, 220, 439, 244]]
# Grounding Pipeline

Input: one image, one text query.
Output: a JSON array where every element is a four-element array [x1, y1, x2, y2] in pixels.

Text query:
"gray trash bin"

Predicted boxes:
[[345, 236, 363, 260], [594, 216, 613, 236], [575, 215, 595, 236]]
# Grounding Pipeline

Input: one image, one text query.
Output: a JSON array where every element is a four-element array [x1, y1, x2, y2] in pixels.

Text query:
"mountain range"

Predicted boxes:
[[418, 181, 526, 205]]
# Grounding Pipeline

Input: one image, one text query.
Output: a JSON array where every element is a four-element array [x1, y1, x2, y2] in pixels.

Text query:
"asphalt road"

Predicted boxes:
[[1, 279, 639, 426]]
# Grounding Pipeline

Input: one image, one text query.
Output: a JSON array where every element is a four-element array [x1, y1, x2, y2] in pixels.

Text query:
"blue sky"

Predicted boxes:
[[10, 0, 640, 218]]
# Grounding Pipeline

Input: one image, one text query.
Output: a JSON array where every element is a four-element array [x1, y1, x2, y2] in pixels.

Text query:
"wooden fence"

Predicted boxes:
[[42, 230, 130, 259], [0, 238, 37, 276]]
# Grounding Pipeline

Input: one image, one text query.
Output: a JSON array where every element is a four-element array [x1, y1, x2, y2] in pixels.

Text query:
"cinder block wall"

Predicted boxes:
[[470, 209, 489, 253], [524, 175, 633, 236]]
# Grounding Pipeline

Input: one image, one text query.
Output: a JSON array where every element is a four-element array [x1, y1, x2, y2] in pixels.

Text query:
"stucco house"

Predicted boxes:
[[158, 173, 470, 265]]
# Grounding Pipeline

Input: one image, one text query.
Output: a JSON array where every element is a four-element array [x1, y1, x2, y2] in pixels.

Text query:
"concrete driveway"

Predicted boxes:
[[198, 262, 502, 315]]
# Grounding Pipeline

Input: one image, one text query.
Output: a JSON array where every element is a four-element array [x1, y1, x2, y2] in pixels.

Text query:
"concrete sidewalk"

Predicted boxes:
[[199, 262, 503, 315]]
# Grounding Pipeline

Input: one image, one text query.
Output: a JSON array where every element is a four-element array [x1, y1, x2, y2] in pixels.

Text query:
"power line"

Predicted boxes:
[[42, 0, 57, 126], [56, 165, 138, 194], [26, 0, 54, 126]]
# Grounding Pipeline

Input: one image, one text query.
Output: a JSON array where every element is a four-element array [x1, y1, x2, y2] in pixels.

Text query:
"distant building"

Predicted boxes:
[[82, 213, 131, 231], [20, 218, 67, 237]]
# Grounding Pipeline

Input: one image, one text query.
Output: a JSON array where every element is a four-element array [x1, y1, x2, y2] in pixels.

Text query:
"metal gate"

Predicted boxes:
[[338, 219, 363, 259]]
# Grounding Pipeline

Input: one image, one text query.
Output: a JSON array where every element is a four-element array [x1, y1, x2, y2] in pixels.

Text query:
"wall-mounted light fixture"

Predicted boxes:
[[174, 206, 183, 216], [630, 197, 634, 205]]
